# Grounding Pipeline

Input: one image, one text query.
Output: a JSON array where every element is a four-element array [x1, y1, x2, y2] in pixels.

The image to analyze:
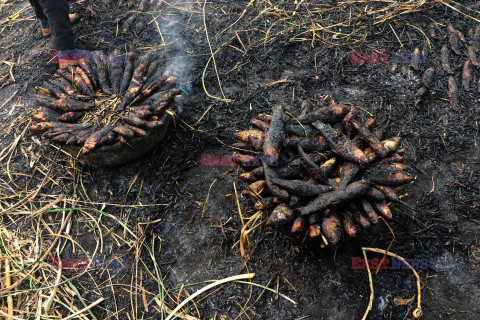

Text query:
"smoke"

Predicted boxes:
[[154, 0, 196, 112]]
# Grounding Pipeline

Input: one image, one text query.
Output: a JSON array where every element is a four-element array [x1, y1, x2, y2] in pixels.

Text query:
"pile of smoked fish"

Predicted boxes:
[[233, 98, 414, 247], [30, 50, 182, 155]]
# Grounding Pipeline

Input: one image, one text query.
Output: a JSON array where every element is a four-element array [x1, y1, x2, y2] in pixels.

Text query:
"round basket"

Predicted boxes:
[[29, 49, 182, 167], [62, 111, 171, 167]]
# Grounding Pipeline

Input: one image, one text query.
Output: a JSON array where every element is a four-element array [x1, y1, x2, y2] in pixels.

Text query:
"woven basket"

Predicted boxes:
[[62, 111, 171, 167]]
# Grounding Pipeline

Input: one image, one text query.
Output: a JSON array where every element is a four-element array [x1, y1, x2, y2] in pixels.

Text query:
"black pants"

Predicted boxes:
[[28, 0, 74, 50]]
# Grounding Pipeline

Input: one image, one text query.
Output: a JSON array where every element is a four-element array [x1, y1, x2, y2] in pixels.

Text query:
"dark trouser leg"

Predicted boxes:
[[28, 0, 49, 28], [38, 0, 74, 50]]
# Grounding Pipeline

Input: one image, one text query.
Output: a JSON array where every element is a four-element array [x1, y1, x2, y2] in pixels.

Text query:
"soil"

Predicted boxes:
[[0, 0, 479, 319]]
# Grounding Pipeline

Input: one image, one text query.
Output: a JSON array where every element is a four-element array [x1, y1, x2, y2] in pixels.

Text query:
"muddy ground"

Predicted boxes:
[[0, 0, 479, 319]]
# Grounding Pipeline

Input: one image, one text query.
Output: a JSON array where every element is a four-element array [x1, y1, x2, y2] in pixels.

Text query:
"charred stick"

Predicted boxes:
[[68, 66, 94, 96], [119, 51, 136, 95], [291, 216, 308, 236], [440, 45, 453, 74], [82, 126, 114, 154], [263, 162, 289, 200], [337, 162, 360, 190], [270, 178, 332, 197], [295, 105, 349, 124], [92, 51, 113, 94], [266, 203, 295, 227], [99, 130, 117, 145], [263, 105, 284, 164], [342, 106, 357, 137], [75, 66, 95, 94], [254, 197, 280, 211], [113, 125, 135, 140], [351, 119, 388, 158], [374, 185, 400, 202], [251, 119, 270, 131], [131, 75, 174, 105], [312, 121, 369, 165], [297, 181, 369, 216], [358, 200, 379, 224], [58, 111, 85, 122], [319, 157, 337, 177], [462, 60, 473, 91], [145, 120, 165, 130], [257, 114, 273, 123], [284, 124, 318, 137], [372, 200, 392, 219], [309, 224, 322, 239], [363, 137, 401, 164], [51, 132, 75, 144], [241, 180, 268, 199], [122, 15, 137, 33], [297, 144, 327, 182], [32, 107, 60, 122], [124, 123, 148, 137], [121, 115, 148, 128], [421, 67, 435, 88], [322, 212, 342, 245], [410, 47, 421, 70], [35, 96, 94, 112], [468, 45, 480, 66], [365, 187, 385, 202], [340, 211, 357, 237], [283, 136, 329, 152], [366, 166, 414, 187], [448, 25, 463, 55], [108, 49, 124, 94], [79, 58, 99, 89], [36, 84, 67, 99], [118, 53, 152, 109], [49, 78, 76, 97]]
